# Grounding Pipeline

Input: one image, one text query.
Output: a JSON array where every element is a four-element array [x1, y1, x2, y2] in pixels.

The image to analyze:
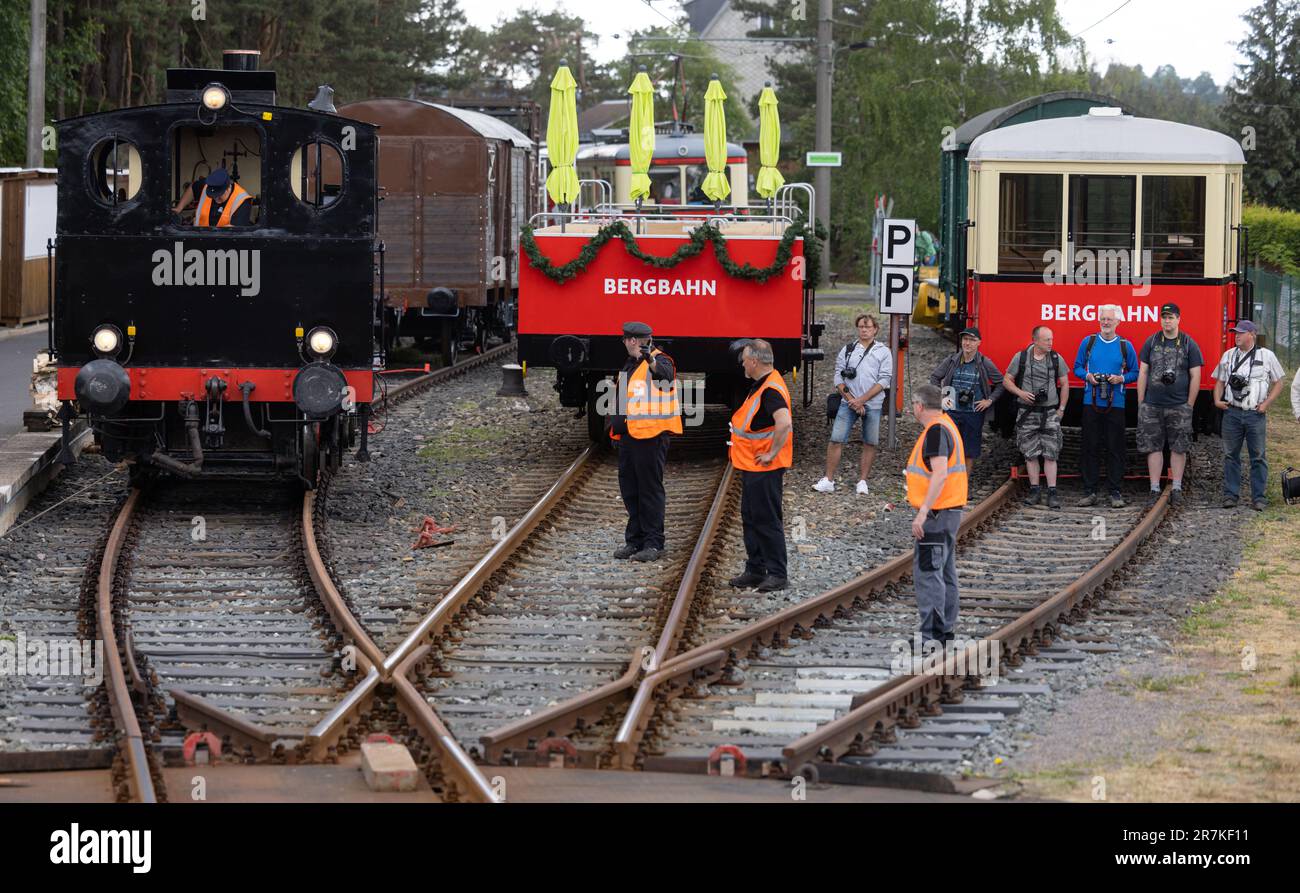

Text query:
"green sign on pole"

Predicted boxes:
[[805, 151, 842, 167]]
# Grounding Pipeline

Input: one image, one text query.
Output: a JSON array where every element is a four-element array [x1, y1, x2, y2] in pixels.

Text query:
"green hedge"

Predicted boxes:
[[1242, 205, 1300, 275]]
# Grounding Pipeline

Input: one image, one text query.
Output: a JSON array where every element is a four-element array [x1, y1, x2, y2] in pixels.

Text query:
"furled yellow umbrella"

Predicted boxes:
[[545, 65, 580, 207], [755, 82, 785, 200], [627, 69, 655, 205], [701, 77, 731, 203]]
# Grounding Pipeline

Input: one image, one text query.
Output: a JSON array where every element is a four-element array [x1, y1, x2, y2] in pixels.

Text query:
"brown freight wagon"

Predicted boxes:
[[338, 98, 537, 364]]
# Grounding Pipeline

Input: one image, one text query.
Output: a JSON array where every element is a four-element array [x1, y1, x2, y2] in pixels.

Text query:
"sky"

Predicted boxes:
[[458, 0, 1257, 88]]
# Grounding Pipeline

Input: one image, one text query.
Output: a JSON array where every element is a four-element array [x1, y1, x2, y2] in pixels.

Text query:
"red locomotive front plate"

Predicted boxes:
[[969, 279, 1234, 389], [518, 232, 805, 340]]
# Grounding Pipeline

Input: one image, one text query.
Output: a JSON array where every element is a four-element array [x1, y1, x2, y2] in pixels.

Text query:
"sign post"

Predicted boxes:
[[880, 218, 916, 450]]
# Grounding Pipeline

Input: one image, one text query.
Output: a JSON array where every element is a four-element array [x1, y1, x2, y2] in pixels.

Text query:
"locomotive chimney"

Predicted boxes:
[[222, 49, 261, 72]]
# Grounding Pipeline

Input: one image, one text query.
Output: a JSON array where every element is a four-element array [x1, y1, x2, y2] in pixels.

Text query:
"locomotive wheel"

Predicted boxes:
[[439, 323, 460, 368], [301, 422, 321, 488]]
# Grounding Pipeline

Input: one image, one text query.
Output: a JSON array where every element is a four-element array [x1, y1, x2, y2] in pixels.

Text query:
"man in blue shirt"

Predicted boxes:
[[1073, 304, 1139, 507]]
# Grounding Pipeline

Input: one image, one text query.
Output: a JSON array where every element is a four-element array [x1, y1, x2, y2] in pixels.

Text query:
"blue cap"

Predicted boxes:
[[205, 168, 231, 195]]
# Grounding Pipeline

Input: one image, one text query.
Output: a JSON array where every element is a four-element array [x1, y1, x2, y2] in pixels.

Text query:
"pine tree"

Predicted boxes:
[[1223, 0, 1300, 211]]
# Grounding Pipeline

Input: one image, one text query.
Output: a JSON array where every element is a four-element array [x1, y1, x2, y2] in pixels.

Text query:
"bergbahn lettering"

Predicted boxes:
[[1040, 303, 1159, 323], [603, 278, 718, 296]]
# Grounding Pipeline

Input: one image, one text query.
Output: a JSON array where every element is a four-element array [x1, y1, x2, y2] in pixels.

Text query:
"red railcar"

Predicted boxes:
[[962, 108, 1248, 433]]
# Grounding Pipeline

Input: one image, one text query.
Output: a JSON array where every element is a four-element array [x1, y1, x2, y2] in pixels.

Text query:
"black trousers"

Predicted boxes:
[[618, 432, 670, 550], [740, 468, 787, 579], [1081, 403, 1126, 495]]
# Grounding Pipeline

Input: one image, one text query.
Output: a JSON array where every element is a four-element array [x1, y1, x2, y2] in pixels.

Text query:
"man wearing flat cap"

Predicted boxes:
[[610, 321, 681, 561], [174, 167, 255, 227], [1212, 319, 1286, 510]]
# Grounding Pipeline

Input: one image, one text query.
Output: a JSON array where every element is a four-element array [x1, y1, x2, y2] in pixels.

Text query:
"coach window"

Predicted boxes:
[[171, 125, 262, 225], [290, 141, 345, 209], [1069, 174, 1135, 257], [1142, 175, 1206, 277], [88, 137, 143, 206], [998, 173, 1061, 273], [649, 167, 680, 204]]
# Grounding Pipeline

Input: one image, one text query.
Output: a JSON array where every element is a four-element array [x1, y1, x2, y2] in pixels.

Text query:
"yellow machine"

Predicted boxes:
[[911, 264, 957, 327]]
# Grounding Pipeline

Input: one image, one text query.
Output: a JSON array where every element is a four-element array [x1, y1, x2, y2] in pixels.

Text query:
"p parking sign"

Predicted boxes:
[[880, 218, 916, 315]]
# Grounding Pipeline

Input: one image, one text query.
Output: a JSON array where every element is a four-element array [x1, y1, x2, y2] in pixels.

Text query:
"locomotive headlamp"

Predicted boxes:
[[307, 326, 338, 358], [91, 324, 122, 357], [201, 84, 230, 111]]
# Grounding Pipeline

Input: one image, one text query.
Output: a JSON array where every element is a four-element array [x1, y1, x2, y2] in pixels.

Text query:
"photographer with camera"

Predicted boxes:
[[1003, 326, 1070, 508], [1212, 320, 1285, 511], [813, 314, 892, 495], [929, 327, 1004, 469], [1073, 305, 1139, 508], [1136, 303, 1203, 505]]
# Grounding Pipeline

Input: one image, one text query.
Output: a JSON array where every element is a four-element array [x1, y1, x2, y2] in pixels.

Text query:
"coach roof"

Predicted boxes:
[[968, 112, 1245, 165]]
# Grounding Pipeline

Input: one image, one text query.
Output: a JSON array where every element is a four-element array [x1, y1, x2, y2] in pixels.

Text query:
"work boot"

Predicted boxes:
[[1046, 488, 1060, 509], [728, 571, 765, 589], [1220, 496, 1238, 509], [631, 547, 664, 562], [1110, 493, 1127, 509], [1169, 488, 1183, 507], [756, 575, 788, 593], [1077, 493, 1098, 507], [1026, 485, 1041, 506], [1252, 499, 1267, 512], [613, 544, 639, 559], [1146, 489, 1163, 508]]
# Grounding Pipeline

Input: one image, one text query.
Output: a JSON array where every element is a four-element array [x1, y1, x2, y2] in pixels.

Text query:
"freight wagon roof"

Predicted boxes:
[[338, 98, 533, 148], [968, 113, 1245, 165]]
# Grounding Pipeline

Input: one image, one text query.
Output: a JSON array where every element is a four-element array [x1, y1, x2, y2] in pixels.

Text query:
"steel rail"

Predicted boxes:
[[781, 488, 1173, 771], [383, 340, 518, 403], [381, 446, 594, 676], [393, 646, 500, 803], [95, 488, 159, 803], [302, 489, 386, 672], [479, 464, 737, 762], [611, 478, 1018, 765]]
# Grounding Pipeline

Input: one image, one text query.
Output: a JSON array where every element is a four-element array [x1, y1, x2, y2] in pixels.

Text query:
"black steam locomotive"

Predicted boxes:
[[53, 50, 379, 487]]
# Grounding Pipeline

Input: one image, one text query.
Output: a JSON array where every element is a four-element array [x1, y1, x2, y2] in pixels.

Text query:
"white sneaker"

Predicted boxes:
[[812, 477, 835, 493], [856, 480, 870, 496]]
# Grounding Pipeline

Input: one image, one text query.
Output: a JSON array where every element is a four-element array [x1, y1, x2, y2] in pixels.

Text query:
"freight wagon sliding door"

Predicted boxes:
[[377, 140, 417, 297], [423, 139, 488, 307]]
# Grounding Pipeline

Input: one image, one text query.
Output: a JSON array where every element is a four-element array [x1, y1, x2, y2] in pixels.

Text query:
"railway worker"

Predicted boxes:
[[190, 168, 254, 228], [728, 339, 793, 593], [1073, 305, 1139, 508], [610, 321, 682, 561], [928, 326, 1003, 472], [1002, 326, 1070, 509], [1136, 303, 1204, 506], [905, 383, 968, 646], [813, 314, 892, 495], [1211, 320, 1285, 511]]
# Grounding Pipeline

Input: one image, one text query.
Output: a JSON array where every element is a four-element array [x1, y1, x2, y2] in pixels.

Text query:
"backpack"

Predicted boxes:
[[1012, 346, 1065, 392], [1083, 334, 1130, 375]]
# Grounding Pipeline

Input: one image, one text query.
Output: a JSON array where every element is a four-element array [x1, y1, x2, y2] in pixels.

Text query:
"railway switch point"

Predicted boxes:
[[497, 364, 528, 397], [361, 740, 420, 793]]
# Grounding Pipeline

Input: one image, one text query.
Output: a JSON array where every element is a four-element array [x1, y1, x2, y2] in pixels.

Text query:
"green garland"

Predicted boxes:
[[522, 218, 825, 288]]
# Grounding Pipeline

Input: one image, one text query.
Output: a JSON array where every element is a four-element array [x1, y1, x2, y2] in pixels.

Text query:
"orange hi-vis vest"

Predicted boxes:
[[905, 412, 968, 510], [729, 369, 793, 472], [195, 182, 252, 227], [611, 349, 682, 441]]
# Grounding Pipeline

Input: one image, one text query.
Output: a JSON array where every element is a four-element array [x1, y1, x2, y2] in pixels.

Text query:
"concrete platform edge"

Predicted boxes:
[[0, 424, 92, 538]]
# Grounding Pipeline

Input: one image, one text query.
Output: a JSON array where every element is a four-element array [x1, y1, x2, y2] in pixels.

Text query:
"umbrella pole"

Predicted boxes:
[[635, 197, 643, 235]]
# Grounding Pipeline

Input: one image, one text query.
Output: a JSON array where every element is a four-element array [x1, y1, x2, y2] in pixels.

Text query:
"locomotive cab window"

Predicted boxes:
[[1142, 175, 1206, 278], [290, 141, 344, 209], [171, 125, 262, 227], [998, 173, 1061, 273], [1069, 174, 1135, 256], [88, 137, 143, 205]]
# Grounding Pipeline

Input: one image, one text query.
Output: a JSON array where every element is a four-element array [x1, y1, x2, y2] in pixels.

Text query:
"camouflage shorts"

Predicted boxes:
[[1015, 408, 1063, 460], [1136, 402, 1193, 454]]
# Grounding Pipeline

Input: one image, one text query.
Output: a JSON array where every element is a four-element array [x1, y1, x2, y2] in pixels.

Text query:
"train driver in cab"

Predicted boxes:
[[174, 167, 254, 227]]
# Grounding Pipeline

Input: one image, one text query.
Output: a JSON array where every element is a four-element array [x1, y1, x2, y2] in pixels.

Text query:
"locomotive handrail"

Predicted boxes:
[[775, 183, 815, 233]]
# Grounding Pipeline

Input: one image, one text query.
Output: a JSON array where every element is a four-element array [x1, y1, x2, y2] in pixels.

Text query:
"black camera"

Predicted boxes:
[[957, 387, 974, 407], [1229, 373, 1249, 393], [1095, 379, 1112, 403], [841, 367, 857, 380], [1034, 388, 1048, 405], [1160, 369, 1177, 385]]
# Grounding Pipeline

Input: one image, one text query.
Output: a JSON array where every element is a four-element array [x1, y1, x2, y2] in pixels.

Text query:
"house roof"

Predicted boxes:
[[683, 0, 728, 34]]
